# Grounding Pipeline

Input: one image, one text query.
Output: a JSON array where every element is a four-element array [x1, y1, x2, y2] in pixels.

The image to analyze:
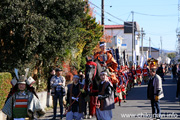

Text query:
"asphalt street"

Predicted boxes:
[[39, 74, 180, 120]]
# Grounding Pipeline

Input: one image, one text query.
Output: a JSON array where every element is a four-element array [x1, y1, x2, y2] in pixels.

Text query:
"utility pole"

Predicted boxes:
[[160, 36, 162, 59], [132, 11, 134, 65], [149, 37, 151, 58], [101, 0, 104, 37], [141, 28, 145, 56]]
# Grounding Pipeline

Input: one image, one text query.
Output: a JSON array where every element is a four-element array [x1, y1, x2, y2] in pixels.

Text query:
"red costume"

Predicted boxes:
[[94, 51, 118, 72], [136, 65, 142, 86]]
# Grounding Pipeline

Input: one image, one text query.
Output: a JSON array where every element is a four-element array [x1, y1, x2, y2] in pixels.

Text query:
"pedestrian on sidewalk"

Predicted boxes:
[[156, 64, 165, 81], [147, 65, 164, 120], [172, 64, 177, 82], [50, 68, 66, 120], [176, 72, 180, 104], [66, 75, 86, 120], [96, 71, 115, 120], [47, 68, 55, 107]]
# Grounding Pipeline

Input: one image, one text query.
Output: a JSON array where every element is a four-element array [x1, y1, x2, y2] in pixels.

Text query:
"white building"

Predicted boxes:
[[105, 22, 141, 65]]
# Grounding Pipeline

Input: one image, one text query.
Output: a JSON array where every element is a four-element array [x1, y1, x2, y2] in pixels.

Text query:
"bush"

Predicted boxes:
[[0, 72, 12, 110]]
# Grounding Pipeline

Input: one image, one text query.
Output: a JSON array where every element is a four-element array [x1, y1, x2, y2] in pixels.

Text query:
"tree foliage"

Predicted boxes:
[[73, 5, 103, 70], [167, 52, 176, 59], [0, 0, 87, 72], [0, 0, 103, 90]]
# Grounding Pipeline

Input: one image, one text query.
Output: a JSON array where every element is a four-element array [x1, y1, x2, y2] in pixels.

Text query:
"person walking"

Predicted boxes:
[[156, 64, 165, 81], [50, 68, 66, 120], [172, 64, 177, 82], [96, 71, 115, 120], [176, 76, 180, 104], [147, 65, 164, 120], [136, 65, 142, 86], [66, 75, 86, 120], [142, 64, 150, 84]]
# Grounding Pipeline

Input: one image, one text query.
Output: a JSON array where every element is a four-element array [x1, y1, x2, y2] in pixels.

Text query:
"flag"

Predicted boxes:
[[140, 56, 144, 68], [133, 51, 136, 65]]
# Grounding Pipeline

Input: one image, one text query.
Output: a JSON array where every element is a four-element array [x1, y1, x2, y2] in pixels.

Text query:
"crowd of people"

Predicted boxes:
[[46, 64, 152, 120], [45, 42, 156, 120], [2, 41, 172, 120]]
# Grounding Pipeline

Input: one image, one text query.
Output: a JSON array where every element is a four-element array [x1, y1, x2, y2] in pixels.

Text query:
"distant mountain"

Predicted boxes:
[[162, 49, 176, 53], [142, 46, 176, 53], [153, 47, 176, 53]]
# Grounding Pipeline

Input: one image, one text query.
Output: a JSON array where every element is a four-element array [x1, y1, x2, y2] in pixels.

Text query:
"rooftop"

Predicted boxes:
[[105, 25, 124, 29]]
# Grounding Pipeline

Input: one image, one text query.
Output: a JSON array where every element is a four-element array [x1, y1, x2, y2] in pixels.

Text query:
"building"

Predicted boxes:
[[140, 47, 160, 59], [105, 22, 141, 65]]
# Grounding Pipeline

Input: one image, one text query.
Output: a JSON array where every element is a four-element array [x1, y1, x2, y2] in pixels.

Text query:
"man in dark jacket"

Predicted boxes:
[[47, 68, 55, 107], [66, 75, 86, 120], [172, 64, 177, 82], [156, 64, 165, 81]]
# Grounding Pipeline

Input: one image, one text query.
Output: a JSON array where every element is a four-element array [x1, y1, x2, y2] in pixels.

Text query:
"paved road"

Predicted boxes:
[[39, 74, 180, 120]]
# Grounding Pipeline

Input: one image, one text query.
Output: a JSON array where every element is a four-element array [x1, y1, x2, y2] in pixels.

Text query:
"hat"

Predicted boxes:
[[18, 75, 26, 84], [11, 77, 17, 87], [137, 65, 140, 68], [100, 71, 107, 75], [55, 68, 62, 72], [26, 76, 36, 86], [73, 75, 79, 80], [150, 63, 156, 69], [99, 42, 106, 47]]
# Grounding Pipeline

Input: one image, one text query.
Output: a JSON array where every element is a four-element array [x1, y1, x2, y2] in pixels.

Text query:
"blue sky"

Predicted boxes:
[[89, 0, 178, 51]]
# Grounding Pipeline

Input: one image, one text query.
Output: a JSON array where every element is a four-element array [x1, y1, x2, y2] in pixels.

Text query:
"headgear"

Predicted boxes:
[[99, 42, 106, 47]]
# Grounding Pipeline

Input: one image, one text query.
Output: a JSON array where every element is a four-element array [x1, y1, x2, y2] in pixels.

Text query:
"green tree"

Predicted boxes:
[[74, 8, 103, 70], [0, 0, 55, 72], [167, 52, 176, 59], [0, 0, 87, 72]]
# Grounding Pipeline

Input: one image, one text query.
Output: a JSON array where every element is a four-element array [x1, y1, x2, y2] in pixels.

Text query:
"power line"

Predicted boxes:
[[134, 12, 177, 17], [126, 12, 131, 21], [89, 1, 176, 42], [146, 31, 175, 36], [93, 10, 121, 25], [89, 1, 125, 23]]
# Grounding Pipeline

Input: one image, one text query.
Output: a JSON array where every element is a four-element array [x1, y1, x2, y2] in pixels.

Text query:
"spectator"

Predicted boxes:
[[156, 64, 165, 81], [78, 70, 85, 85], [51, 68, 66, 119], [47, 68, 55, 107], [147, 66, 164, 120], [172, 64, 177, 82], [176, 76, 180, 104]]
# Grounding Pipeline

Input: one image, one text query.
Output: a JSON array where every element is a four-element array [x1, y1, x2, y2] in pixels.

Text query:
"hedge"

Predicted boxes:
[[0, 72, 12, 110]]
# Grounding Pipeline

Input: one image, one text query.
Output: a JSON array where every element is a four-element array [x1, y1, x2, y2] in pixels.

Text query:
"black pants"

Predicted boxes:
[[53, 92, 63, 118], [151, 99, 161, 118]]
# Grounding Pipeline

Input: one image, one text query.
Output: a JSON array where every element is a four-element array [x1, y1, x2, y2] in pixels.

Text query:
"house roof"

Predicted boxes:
[[105, 25, 124, 29]]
